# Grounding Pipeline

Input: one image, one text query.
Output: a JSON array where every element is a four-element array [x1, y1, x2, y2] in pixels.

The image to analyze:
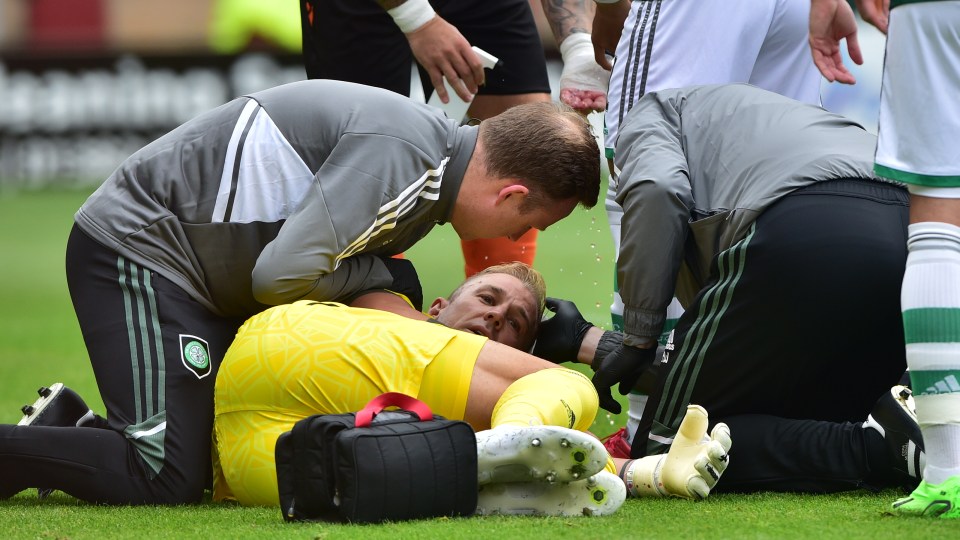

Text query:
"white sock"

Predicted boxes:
[[902, 221, 960, 484], [625, 393, 648, 441], [919, 424, 960, 484]]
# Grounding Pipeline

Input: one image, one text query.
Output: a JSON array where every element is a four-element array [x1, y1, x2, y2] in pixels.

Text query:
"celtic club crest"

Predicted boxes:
[[179, 334, 212, 379]]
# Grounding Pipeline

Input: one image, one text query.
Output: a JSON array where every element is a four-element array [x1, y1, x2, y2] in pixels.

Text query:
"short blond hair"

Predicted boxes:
[[456, 262, 547, 320]]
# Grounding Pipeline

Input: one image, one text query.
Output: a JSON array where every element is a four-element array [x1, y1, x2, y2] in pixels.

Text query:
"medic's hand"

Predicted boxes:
[[406, 17, 484, 103], [591, 0, 630, 70], [532, 298, 595, 363], [590, 343, 656, 413]]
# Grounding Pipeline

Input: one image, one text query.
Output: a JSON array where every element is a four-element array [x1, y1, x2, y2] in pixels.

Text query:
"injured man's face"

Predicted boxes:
[[428, 273, 539, 351]]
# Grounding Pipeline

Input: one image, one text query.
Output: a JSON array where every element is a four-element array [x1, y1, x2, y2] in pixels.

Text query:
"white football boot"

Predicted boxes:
[[476, 470, 626, 517], [476, 425, 608, 485]]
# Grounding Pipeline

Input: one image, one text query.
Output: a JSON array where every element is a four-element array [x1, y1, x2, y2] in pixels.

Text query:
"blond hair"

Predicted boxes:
[[452, 262, 547, 321]]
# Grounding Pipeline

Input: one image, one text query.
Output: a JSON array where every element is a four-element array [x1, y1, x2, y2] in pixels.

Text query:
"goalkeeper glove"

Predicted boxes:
[[626, 405, 732, 499]]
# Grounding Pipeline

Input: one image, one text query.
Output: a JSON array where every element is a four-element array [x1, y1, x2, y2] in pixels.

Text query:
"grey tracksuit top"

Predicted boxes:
[[613, 83, 891, 343], [75, 80, 475, 317]]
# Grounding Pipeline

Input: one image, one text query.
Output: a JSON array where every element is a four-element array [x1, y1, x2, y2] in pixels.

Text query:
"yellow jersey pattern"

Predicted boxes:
[[213, 300, 486, 506]]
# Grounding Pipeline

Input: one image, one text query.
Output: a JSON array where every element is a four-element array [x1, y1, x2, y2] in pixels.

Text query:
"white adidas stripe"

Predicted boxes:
[[128, 421, 167, 440], [337, 159, 447, 264], [212, 99, 260, 223]]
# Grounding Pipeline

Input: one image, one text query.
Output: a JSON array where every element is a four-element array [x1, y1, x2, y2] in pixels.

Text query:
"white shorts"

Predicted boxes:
[[875, 1, 960, 189], [604, 0, 823, 155]]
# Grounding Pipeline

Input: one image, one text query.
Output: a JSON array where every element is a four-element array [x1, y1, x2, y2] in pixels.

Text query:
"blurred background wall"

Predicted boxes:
[[0, 0, 308, 190], [0, 0, 884, 191]]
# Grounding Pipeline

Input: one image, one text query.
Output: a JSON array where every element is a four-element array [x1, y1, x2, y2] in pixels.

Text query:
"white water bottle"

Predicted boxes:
[[427, 46, 499, 123]]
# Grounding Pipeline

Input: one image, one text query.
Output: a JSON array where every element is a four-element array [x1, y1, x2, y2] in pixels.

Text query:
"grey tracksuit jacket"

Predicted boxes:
[[76, 79, 475, 317], [613, 83, 892, 343]]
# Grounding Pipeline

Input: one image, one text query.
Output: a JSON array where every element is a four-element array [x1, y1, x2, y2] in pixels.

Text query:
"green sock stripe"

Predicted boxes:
[[903, 308, 960, 344], [910, 370, 960, 395]]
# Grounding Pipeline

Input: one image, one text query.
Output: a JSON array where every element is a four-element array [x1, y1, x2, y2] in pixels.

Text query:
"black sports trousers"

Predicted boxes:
[[0, 226, 245, 504], [631, 179, 911, 492], [300, 0, 552, 99]]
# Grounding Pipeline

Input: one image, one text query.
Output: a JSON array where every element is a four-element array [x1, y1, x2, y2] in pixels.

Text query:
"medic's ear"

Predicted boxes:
[[494, 183, 530, 205]]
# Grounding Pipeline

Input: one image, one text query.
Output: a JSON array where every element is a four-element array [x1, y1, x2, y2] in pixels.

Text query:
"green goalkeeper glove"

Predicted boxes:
[[627, 405, 731, 499]]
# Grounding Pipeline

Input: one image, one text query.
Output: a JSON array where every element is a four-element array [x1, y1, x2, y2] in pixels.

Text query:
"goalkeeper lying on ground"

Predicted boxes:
[[212, 263, 731, 516]]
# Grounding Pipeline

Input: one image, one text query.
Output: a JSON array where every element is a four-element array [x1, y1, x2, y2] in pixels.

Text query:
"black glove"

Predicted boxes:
[[378, 256, 423, 311], [531, 298, 595, 363], [591, 344, 657, 414], [592, 330, 623, 366]]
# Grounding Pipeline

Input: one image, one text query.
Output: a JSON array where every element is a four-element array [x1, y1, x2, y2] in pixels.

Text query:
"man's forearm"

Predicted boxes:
[[577, 326, 605, 366], [377, 0, 437, 34], [541, 0, 595, 44], [577, 326, 629, 367]]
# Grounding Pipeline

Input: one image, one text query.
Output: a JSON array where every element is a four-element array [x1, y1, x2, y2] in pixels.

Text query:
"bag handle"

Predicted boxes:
[[355, 392, 432, 428]]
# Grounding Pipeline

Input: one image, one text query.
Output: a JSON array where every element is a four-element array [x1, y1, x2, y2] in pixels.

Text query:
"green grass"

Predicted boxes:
[[2, 189, 959, 538]]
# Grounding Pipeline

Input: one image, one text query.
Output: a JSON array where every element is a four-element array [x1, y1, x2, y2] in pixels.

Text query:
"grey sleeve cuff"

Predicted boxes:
[[623, 306, 666, 344]]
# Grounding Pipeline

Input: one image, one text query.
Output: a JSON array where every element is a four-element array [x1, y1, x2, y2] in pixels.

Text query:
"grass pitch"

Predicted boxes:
[[1, 189, 958, 539]]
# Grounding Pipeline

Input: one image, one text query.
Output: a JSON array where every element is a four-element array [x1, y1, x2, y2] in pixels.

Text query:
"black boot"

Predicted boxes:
[[18, 383, 104, 498]]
